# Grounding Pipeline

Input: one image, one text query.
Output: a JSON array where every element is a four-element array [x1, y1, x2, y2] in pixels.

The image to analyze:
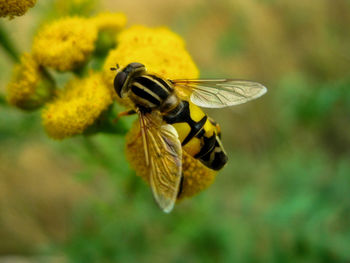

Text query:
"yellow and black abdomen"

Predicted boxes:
[[163, 100, 228, 171]]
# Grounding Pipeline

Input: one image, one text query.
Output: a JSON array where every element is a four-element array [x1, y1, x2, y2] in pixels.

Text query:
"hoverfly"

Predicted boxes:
[[112, 62, 267, 213]]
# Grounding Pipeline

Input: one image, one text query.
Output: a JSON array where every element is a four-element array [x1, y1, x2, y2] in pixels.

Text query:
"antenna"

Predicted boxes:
[[110, 64, 120, 71]]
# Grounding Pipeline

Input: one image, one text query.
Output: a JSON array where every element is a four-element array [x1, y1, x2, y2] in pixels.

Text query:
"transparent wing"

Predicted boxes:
[[172, 79, 267, 108], [138, 110, 182, 213]]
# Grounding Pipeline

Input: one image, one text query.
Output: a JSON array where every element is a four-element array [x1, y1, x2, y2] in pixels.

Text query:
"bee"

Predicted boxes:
[[112, 62, 267, 213]]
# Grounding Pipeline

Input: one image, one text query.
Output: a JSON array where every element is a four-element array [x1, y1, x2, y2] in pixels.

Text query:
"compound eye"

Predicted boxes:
[[114, 71, 127, 98]]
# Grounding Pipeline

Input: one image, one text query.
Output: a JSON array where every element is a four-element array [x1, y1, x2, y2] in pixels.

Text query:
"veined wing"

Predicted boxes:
[[138, 110, 182, 213], [172, 79, 267, 108]]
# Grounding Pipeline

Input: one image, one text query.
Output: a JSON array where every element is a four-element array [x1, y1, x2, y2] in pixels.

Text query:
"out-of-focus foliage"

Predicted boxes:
[[1, 0, 350, 262]]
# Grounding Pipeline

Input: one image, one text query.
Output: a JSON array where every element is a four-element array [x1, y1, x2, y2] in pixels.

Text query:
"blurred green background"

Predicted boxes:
[[1, 0, 350, 262]]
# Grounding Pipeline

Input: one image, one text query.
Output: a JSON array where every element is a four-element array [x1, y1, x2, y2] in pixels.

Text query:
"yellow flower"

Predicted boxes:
[[0, 0, 36, 19], [103, 25, 199, 107], [32, 17, 98, 71], [7, 53, 55, 110], [180, 152, 217, 199], [92, 12, 127, 32], [126, 121, 217, 199], [42, 73, 113, 139]]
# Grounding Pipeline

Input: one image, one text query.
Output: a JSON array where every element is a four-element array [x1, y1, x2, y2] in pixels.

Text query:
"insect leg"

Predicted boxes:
[[113, 109, 137, 123]]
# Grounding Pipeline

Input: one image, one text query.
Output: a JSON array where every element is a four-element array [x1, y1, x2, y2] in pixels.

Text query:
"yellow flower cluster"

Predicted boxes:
[[126, 121, 217, 200], [7, 53, 54, 110], [7, 13, 126, 112], [0, 0, 36, 19], [32, 17, 98, 71], [7, 13, 217, 198], [42, 73, 113, 139]]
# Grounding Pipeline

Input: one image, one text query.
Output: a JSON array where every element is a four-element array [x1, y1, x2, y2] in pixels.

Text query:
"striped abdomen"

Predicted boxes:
[[164, 100, 228, 170]]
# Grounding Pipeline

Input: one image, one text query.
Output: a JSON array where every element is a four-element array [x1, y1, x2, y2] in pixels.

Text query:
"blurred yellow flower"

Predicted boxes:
[[7, 53, 55, 110], [92, 12, 127, 32], [0, 0, 36, 19], [42, 73, 113, 139], [103, 25, 199, 107], [32, 17, 98, 71], [126, 121, 217, 199]]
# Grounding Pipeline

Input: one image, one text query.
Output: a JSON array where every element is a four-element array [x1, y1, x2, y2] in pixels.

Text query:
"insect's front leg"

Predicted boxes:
[[113, 109, 137, 123]]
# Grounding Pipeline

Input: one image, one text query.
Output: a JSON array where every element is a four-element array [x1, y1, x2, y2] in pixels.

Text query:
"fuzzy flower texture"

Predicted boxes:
[[6, 13, 217, 199], [0, 0, 37, 18]]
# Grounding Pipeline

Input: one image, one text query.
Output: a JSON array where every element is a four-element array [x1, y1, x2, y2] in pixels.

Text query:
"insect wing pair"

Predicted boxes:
[[136, 79, 267, 213]]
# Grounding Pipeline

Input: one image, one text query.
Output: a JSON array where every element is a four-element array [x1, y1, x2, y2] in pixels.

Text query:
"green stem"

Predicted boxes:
[[84, 104, 130, 136], [72, 62, 89, 77], [0, 23, 20, 62], [0, 94, 7, 106]]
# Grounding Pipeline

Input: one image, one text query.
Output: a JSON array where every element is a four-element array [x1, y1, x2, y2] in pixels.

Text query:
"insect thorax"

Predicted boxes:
[[128, 74, 180, 112]]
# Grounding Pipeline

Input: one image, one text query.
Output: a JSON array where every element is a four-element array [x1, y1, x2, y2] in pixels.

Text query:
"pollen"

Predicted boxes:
[[32, 17, 98, 71], [179, 152, 217, 199], [7, 53, 55, 110], [0, 0, 36, 19], [42, 73, 113, 139], [102, 25, 199, 107], [125, 121, 217, 199]]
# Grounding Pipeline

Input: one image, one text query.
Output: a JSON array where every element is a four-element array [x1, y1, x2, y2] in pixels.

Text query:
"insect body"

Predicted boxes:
[[163, 100, 227, 171], [114, 63, 227, 170], [113, 62, 267, 213]]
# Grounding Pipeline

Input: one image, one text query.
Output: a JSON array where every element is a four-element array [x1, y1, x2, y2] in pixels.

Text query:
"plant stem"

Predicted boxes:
[[84, 104, 130, 136], [0, 94, 7, 106], [0, 22, 20, 62], [72, 62, 89, 77]]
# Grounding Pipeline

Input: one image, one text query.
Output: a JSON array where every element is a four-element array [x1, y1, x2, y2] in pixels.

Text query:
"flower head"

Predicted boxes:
[[32, 17, 98, 71], [103, 25, 199, 107], [42, 73, 113, 139], [0, 0, 36, 19], [7, 53, 55, 110], [126, 121, 217, 199]]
